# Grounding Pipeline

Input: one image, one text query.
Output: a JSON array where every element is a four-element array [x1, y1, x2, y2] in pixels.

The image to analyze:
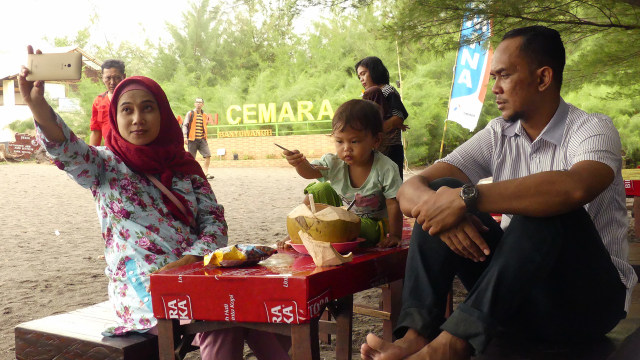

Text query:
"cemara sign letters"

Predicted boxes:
[[226, 100, 334, 125]]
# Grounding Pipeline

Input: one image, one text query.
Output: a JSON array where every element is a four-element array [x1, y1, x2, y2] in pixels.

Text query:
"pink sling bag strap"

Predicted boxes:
[[146, 174, 196, 228]]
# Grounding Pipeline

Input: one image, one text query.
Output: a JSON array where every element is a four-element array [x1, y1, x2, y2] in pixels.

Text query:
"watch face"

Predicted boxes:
[[462, 185, 477, 199]]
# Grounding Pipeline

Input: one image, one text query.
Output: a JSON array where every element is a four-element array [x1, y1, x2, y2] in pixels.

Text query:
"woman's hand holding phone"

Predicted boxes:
[[18, 46, 46, 107], [17, 46, 65, 143]]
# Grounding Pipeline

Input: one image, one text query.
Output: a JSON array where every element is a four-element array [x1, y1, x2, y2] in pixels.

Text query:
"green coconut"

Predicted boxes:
[[286, 203, 361, 244]]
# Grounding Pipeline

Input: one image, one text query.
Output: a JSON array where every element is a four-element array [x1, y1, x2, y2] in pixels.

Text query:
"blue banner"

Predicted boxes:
[[447, 14, 492, 130]]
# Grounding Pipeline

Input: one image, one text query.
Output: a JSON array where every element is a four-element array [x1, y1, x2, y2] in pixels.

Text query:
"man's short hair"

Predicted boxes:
[[195, 98, 204, 103], [101, 59, 125, 74], [355, 56, 390, 85], [502, 26, 565, 89]]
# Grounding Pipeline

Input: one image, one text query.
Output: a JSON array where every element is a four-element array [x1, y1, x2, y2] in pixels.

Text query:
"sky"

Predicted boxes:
[[0, 0, 322, 76]]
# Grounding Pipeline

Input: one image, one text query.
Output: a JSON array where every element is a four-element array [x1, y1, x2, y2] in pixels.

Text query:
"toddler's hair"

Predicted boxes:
[[332, 99, 383, 136]]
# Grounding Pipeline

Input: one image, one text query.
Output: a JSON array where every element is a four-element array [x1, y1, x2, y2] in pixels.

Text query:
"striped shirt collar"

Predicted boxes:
[[503, 98, 569, 146]]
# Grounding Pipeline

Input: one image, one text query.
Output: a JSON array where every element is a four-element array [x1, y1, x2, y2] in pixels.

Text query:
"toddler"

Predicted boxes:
[[284, 99, 403, 247]]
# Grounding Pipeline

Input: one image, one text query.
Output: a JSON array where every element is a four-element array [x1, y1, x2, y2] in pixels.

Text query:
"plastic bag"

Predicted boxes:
[[203, 244, 277, 267]]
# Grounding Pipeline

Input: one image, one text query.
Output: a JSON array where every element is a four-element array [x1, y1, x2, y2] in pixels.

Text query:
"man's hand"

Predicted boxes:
[[411, 186, 467, 235], [439, 214, 490, 261], [156, 255, 203, 273]]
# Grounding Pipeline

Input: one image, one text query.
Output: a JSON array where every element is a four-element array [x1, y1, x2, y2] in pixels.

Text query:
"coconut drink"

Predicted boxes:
[[286, 203, 361, 244]]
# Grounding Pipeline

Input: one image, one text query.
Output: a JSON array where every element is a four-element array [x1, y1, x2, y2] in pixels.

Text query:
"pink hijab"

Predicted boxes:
[[104, 76, 207, 225]]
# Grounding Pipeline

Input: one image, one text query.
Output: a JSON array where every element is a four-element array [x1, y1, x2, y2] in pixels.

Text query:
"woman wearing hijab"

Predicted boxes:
[[18, 46, 290, 359], [355, 56, 409, 179]]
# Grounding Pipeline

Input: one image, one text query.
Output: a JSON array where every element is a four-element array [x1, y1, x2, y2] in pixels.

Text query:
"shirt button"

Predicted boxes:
[[132, 278, 137, 283], [144, 297, 149, 303], [129, 271, 134, 275]]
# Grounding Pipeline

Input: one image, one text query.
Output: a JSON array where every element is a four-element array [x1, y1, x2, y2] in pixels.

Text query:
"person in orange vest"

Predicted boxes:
[[182, 98, 214, 179]]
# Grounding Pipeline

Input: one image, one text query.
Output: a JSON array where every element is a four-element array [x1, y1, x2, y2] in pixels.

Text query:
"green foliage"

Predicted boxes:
[[66, 77, 105, 142], [63, 112, 92, 141], [8, 119, 35, 133], [402, 54, 454, 165], [94, 41, 155, 77]]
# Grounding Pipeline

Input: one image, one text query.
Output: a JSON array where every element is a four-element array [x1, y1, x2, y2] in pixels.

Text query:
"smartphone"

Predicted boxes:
[[26, 52, 82, 81]]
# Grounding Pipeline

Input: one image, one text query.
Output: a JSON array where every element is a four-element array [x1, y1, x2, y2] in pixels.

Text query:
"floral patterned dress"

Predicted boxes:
[[36, 114, 228, 335]]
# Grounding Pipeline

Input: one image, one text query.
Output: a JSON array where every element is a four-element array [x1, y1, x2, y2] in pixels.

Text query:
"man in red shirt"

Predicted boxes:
[[89, 59, 126, 146]]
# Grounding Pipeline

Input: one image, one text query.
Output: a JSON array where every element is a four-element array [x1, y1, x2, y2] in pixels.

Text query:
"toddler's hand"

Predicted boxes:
[[276, 238, 292, 250], [378, 234, 400, 248], [284, 149, 306, 167]]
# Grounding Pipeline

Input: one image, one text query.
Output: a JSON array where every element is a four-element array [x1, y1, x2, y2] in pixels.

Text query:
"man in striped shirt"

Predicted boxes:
[[182, 98, 214, 179], [362, 26, 637, 360]]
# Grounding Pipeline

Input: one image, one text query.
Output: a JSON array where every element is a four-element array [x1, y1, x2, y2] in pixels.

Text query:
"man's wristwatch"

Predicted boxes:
[[460, 184, 479, 212]]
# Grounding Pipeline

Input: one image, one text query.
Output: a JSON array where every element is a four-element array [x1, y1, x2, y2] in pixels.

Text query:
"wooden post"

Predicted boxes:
[[333, 296, 354, 360], [290, 321, 320, 360], [157, 319, 177, 360], [634, 197, 640, 239], [382, 280, 403, 342]]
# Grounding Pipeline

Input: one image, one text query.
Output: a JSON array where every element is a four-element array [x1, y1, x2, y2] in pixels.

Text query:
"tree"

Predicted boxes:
[[164, 0, 225, 85], [52, 0, 640, 166], [312, 1, 640, 91]]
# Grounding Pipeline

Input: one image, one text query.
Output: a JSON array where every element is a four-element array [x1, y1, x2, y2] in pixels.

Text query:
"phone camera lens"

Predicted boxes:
[[67, 64, 72, 67]]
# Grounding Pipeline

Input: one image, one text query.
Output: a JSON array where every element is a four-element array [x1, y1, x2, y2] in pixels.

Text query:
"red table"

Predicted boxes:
[[624, 179, 640, 239], [150, 246, 408, 359], [624, 180, 640, 197]]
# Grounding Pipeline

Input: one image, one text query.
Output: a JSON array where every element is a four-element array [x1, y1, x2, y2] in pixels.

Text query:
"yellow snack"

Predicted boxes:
[[204, 244, 277, 267]]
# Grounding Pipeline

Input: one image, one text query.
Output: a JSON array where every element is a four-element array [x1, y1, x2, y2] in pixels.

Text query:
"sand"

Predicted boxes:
[[0, 163, 387, 359]]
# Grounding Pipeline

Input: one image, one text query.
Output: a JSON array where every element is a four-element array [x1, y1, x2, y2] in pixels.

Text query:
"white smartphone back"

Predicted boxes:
[[26, 52, 82, 81]]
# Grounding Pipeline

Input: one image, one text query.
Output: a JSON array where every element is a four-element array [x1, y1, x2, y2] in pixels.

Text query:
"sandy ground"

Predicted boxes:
[[0, 162, 392, 360]]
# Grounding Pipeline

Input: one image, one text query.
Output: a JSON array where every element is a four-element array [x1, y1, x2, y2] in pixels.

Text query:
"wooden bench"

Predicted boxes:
[[15, 302, 159, 360]]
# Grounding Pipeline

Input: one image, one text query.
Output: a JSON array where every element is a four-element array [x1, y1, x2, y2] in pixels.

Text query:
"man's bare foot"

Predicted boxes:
[[360, 329, 428, 360], [406, 331, 471, 360]]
